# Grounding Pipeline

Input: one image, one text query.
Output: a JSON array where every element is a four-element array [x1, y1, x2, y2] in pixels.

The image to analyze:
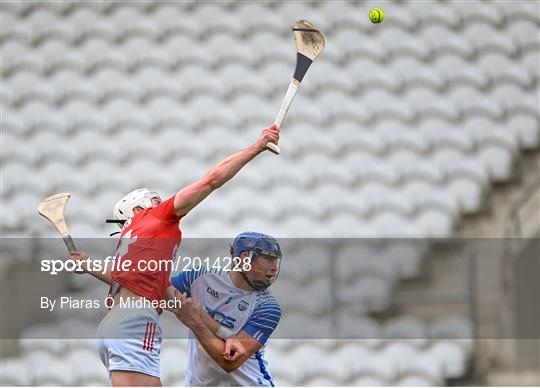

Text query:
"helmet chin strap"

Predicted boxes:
[[238, 253, 269, 291], [239, 270, 269, 291], [239, 270, 258, 291]]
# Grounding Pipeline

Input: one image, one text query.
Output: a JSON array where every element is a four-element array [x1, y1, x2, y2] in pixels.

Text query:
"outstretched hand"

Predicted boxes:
[[255, 123, 280, 152]]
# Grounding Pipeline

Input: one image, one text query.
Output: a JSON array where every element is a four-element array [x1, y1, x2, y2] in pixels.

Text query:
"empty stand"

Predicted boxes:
[[1, 1, 537, 386]]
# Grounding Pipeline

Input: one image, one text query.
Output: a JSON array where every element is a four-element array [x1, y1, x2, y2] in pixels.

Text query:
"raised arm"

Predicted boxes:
[[173, 124, 279, 217]]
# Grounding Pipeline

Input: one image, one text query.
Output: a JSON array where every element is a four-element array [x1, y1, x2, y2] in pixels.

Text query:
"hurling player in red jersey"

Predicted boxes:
[[69, 124, 279, 386]]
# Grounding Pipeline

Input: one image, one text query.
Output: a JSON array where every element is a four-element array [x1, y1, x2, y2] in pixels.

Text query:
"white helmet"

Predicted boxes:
[[112, 188, 161, 223]]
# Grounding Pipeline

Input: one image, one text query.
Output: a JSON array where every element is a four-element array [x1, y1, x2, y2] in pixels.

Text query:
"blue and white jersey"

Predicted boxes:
[[171, 268, 281, 386]]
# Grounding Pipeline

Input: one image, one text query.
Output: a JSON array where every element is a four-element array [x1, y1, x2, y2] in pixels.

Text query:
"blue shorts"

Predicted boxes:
[[96, 305, 163, 380]]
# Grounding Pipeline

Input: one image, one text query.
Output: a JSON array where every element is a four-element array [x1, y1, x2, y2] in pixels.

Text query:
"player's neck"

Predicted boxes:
[[230, 271, 254, 292]]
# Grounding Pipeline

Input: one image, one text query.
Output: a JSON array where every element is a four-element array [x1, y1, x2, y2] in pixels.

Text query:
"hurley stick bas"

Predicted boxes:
[[38, 192, 77, 253], [265, 20, 325, 155]]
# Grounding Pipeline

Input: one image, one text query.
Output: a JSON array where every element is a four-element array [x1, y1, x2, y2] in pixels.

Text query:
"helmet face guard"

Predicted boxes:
[[231, 232, 282, 291], [245, 248, 282, 291]]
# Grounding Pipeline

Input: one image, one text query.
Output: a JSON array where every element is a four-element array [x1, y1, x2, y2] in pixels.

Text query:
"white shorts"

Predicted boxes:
[[96, 305, 162, 380]]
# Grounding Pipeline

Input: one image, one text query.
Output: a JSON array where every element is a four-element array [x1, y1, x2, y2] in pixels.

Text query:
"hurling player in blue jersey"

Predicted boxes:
[[169, 232, 282, 386]]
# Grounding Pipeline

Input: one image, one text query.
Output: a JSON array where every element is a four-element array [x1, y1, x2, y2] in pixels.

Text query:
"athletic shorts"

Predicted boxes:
[[96, 304, 162, 380]]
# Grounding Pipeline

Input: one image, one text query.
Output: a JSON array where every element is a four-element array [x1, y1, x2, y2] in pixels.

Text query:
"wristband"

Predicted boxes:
[[216, 326, 234, 340]]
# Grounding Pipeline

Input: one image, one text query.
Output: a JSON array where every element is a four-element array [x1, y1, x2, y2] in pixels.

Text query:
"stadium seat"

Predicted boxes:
[[392, 57, 445, 90], [400, 353, 444, 386], [418, 119, 474, 152], [264, 347, 300, 383], [492, 84, 538, 112], [4, 191, 47, 232], [248, 31, 292, 63], [182, 216, 238, 238], [476, 145, 515, 182], [462, 117, 519, 151], [4, 68, 53, 106], [2, 161, 36, 196], [320, 182, 372, 216], [0, 359, 31, 386], [371, 212, 423, 238], [498, 0, 540, 19], [427, 340, 468, 379], [25, 350, 76, 385], [338, 276, 391, 313], [275, 311, 332, 341], [445, 176, 484, 214], [291, 344, 336, 382], [455, 0, 505, 25], [402, 180, 458, 216], [277, 214, 325, 237], [336, 312, 383, 348], [32, 132, 81, 166], [288, 125, 343, 156], [336, 242, 399, 283], [386, 151, 444, 183], [280, 243, 332, 283], [19, 325, 67, 355], [293, 341, 341, 381], [324, 213, 376, 238], [504, 115, 540, 149], [480, 53, 533, 87], [318, 1, 364, 31], [415, 209, 455, 238], [152, 3, 198, 38], [463, 23, 515, 55], [351, 351, 398, 383], [395, 373, 436, 386], [381, 342, 419, 375], [274, 1, 326, 28], [377, 122, 430, 154], [360, 181, 414, 216], [383, 241, 425, 279], [239, 3, 283, 33], [434, 55, 488, 88], [382, 315, 429, 348], [45, 67, 86, 93], [405, 2, 459, 27], [57, 319, 101, 351], [308, 375, 343, 386], [160, 343, 188, 385], [308, 59, 355, 94], [349, 375, 388, 386], [522, 50, 540, 79], [276, 276, 332, 316], [66, 348, 109, 385]]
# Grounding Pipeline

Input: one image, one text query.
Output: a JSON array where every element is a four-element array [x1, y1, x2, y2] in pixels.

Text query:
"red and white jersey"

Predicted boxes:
[[109, 196, 182, 304]]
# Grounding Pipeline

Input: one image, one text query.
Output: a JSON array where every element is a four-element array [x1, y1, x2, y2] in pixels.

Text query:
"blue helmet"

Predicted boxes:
[[230, 231, 282, 290], [231, 231, 282, 259]]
